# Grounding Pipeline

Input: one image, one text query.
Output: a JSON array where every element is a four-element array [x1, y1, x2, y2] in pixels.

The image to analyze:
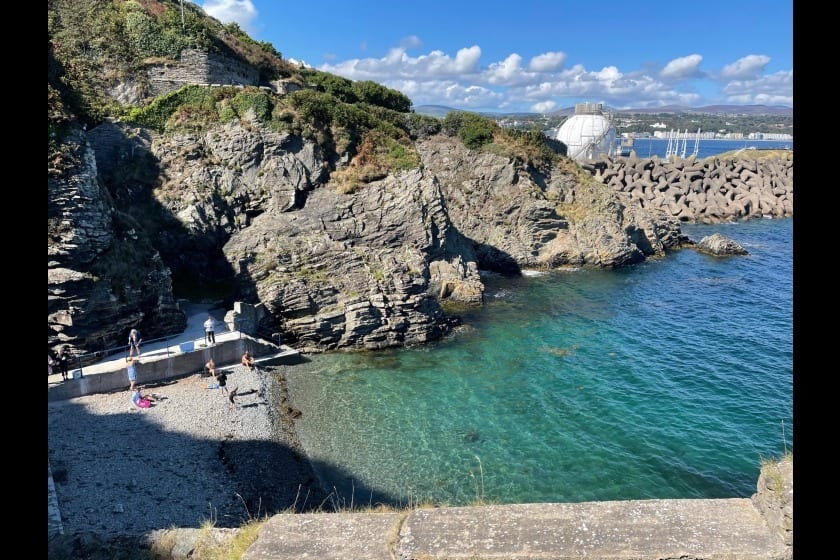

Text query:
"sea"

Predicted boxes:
[[627, 137, 792, 160], [275, 140, 794, 509]]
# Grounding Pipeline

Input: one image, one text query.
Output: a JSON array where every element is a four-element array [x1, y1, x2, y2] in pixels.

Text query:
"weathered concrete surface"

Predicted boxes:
[[240, 499, 788, 560], [243, 512, 404, 560], [398, 500, 787, 559]]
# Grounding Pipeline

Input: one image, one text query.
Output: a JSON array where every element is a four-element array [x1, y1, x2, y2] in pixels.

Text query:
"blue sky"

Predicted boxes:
[[199, 0, 793, 113]]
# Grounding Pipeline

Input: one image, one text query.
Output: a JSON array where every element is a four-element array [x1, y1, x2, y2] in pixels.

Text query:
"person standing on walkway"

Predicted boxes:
[[128, 328, 142, 359], [57, 346, 70, 381], [204, 315, 216, 345]]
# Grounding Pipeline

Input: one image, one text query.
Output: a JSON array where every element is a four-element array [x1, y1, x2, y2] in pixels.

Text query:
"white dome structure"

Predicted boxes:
[[552, 103, 616, 162]]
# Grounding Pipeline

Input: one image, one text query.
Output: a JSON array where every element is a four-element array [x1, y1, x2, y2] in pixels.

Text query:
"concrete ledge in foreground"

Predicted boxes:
[[242, 498, 789, 560]]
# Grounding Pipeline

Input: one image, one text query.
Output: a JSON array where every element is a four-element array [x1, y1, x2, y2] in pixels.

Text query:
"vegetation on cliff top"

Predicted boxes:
[[48, 0, 564, 189]]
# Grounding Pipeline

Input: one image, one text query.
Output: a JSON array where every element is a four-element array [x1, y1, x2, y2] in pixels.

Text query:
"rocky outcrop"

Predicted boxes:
[[52, 113, 792, 355], [47, 127, 185, 358], [140, 122, 688, 352], [752, 455, 793, 557], [695, 233, 749, 256], [416, 137, 686, 270], [586, 152, 793, 223]]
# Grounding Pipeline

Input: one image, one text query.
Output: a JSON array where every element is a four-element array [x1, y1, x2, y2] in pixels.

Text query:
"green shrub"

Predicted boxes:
[[300, 69, 358, 103], [404, 112, 442, 139], [442, 111, 498, 149], [126, 85, 218, 131], [352, 80, 412, 112], [231, 90, 273, 123]]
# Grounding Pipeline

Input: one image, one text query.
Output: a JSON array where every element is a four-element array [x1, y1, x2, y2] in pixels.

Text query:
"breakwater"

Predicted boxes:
[[583, 151, 793, 222]]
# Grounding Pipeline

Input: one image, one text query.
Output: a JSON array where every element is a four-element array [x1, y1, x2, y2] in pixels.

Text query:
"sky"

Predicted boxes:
[[199, 0, 793, 114]]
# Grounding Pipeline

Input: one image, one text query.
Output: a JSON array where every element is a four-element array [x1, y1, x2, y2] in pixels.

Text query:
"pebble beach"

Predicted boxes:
[[47, 363, 328, 539]]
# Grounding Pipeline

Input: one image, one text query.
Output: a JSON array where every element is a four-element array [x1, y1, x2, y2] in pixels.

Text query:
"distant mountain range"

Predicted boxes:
[[415, 104, 792, 118]]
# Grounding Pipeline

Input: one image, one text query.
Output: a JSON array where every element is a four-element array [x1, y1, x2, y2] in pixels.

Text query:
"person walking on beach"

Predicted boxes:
[[128, 328, 142, 359], [228, 386, 238, 411], [127, 358, 138, 390], [216, 371, 229, 396], [204, 315, 216, 345]]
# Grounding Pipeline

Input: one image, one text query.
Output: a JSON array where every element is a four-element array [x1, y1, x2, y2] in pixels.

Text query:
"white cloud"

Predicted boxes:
[[723, 70, 792, 105], [316, 39, 790, 112], [531, 100, 557, 113], [385, 79, 503, 109], [319, 46, 482, 80], [660, 54, 703, 80], [400, 35, 422, 49], [202, 0, 258, 33], [529, 52, 566, 72], [485, 54, 524, 84], [721, 55, 771, 80]]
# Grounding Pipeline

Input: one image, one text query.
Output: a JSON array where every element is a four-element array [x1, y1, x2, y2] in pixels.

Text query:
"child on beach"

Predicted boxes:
[[127, 358, 138, 390], [216, 371, 229, 395], [131, 387, 156, 409]]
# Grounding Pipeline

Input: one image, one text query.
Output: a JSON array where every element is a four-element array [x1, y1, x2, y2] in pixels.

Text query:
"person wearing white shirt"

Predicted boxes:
[[204, 315, 216, 345]]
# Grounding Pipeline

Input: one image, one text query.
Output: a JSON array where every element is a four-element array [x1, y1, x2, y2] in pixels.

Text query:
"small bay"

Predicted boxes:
[[280, 213, 793, 508]]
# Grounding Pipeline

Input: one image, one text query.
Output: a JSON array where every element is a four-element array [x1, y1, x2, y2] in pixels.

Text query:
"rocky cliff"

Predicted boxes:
[[48, 112, 751, 356], [48, 128, 185, 356]]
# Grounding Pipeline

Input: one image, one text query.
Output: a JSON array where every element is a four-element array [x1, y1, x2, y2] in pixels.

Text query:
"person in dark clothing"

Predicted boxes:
[[216, 371, 229, 396], [57, 346, 70, 381]]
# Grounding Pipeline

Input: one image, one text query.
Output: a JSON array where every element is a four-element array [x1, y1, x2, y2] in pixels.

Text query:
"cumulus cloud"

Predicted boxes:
[[721, 54, 771, 79], [485, 54, 524, 84], [722, 70, 792, 105], [320, 45, 482, 80], [202, 0, 258, 33], [316, 39, 790, 112], [385, 79, 503, 109], [660, 54, 703, 80], [529, 52, 566, 72], [531, 100, 557, 113]]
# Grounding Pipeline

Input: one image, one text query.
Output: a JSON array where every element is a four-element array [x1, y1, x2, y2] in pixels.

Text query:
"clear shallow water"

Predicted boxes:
[[279, 218, 793, 507]]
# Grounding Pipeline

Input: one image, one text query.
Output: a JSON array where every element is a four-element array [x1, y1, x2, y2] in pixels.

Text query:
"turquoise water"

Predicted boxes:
[[279, 218, 793, 507]]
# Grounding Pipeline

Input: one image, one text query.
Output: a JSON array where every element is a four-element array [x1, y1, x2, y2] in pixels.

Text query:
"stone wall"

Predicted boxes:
[[147, 48, 260, 97], [584, 152, 793, 223]]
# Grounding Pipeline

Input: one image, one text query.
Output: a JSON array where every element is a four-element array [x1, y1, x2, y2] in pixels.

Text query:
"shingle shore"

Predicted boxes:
[[47, 364, 327, 539]]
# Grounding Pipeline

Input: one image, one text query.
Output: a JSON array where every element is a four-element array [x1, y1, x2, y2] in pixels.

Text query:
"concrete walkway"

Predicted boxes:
[[241, 498, 790, 560]]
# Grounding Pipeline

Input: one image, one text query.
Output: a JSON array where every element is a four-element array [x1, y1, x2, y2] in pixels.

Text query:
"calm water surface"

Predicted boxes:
[[278, 217, 793, 508]]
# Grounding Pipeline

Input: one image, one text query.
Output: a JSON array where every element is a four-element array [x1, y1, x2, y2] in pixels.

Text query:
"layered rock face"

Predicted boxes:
[[47, 128, 185, 358], [416, 137, 685, 270], [48, 116, 787, 355]]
